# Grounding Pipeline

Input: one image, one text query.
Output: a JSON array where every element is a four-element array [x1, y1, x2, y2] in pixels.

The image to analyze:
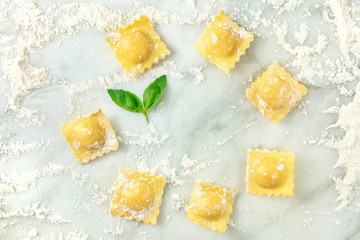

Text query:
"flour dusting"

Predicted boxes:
[[323, 0, 360, 212], [327, 83, 360, 212], [1, 0, 360, 238]]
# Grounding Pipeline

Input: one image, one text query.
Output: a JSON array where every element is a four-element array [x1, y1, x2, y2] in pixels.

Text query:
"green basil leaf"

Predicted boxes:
[[108, 89, 144, 113], [143, 75, 167, 111]]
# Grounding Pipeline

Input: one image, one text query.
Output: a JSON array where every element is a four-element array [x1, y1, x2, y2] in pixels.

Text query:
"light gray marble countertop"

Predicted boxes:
[[1, 0, 359, 239]]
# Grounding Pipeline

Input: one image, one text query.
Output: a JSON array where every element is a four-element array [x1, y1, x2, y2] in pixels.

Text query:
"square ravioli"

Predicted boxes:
[[246, 61, 307, 124], [187, 182, 236, 232], [106, 15, 171, 76], [194, 11, 254, 74], [246, 149, 294, 197], [61, 109, 118, 164], [110, 169, 166, 225]]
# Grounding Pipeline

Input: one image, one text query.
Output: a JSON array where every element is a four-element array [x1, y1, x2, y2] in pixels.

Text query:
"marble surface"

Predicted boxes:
[[1, 0, 360, 239]]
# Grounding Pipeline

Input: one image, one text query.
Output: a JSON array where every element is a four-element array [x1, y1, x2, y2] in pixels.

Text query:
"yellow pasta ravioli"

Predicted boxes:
[[246, 61, 307, 124], [187, 182, 236, 232], [246, 149, 294, 197], [194, 11, 254, 74], [110, 169, 166, 224], [106, 15, 171, 76], [61, 109, 118, 164]]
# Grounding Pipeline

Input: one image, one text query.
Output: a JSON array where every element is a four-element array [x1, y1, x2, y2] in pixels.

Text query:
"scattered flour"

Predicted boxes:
[[217, 122, 255, 146], [327, 0, 360, 59], [263, 0, 301, 13], [0, 168, 41, 194], [0, 137, 50, 162], [48, 214, 71, 224], [303, 216, 314, 230], [181, 154, 196, 176], [294, 23, 309, 45], [150, 152, 184, 186], [0, 202, 70, 224], [103, 221, 125, 237], [71, 171, 89, 187], [0, 0, 219, 238], [189, 66, 205, 86], [43, 163, 68, 176], [179, 154, 214, 177], [45, 230, 89, 240], [322, 106, 340, 114], [1, 0, 360, 238], [120, 124, 170, 148], [0, 0, 210, 126], [87, 183, 115, 209], [26, 227, 38, 240], [320, 0, 360, 211], [0, 167, 70, 234], [118, 123, 171, 167], [327, 83, 360, 212], [171, 193, 187, 210], [322, 0, 360, 85], [273, 22, 328, 84]]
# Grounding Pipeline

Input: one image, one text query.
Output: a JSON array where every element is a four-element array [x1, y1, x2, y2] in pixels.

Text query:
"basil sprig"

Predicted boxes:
[[108, 75, 167, 123]]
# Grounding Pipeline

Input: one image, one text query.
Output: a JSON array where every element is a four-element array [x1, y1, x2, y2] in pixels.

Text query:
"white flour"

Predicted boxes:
[[87, 183, 115, 208], [265, 0, 360, 212], [0, 168, 41, 193], [1, 0, 360, 238], [43, 163, 68, 176], [273, 22, 328, 84], [45, 230, 89, 240], [263, 0, 301, 13], [181, 154, 196, 176], [171, 192, 187, 210], [0, 138, 50, 162], [120, 124, 170, 148], [0, 0, 207, 126], [327, 0, 360, 59], [103, 222, 125, 237], [0, 201, 70, 224], [324, 0, 360, 212], [217, 122, 255, 146], [322, 0, 360, 85], [147, 152, 184, 186], [293, 23, 309, 45], [327, 83, 360, 212], [71, 171, 89, 187], [26, 228, 38, 240], [189, 66, 205, 86]]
